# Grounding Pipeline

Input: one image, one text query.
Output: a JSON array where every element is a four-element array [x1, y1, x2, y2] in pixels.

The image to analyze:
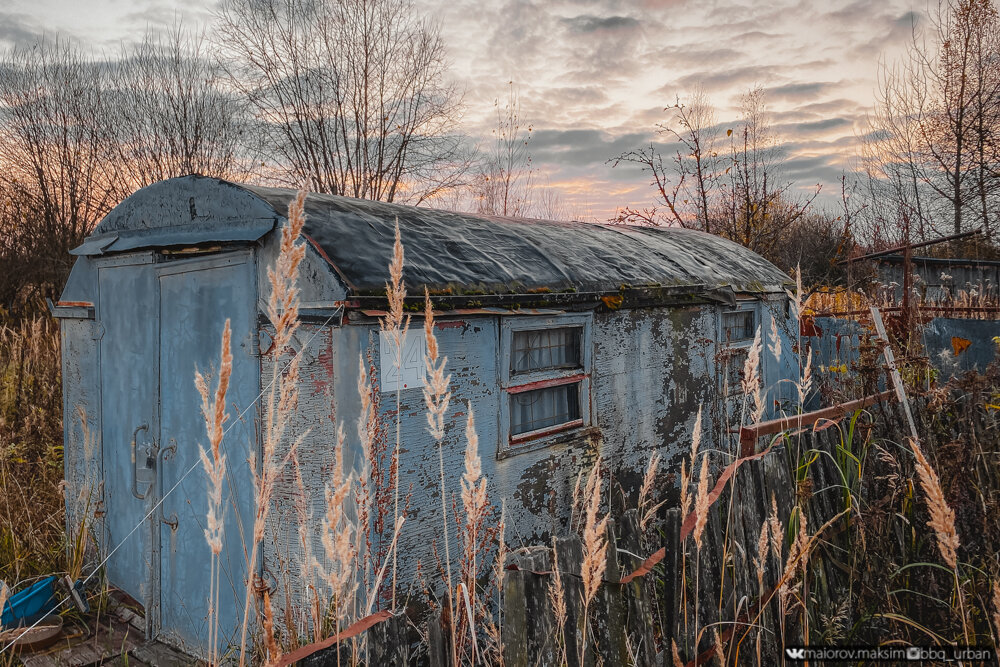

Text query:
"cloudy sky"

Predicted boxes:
[[0, 0, 923, 220]]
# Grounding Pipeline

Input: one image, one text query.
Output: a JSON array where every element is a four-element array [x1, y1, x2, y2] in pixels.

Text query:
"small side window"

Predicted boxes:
[[719, 303, 760, 398], [721, 309, 755, 343], [500, 316, 592, 456], [510, 383, 581, 435], [512, 327, 582, 374]]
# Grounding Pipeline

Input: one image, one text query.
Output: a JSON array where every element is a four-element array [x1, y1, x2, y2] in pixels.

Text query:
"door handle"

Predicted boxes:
[[130, 423, 154, 500]]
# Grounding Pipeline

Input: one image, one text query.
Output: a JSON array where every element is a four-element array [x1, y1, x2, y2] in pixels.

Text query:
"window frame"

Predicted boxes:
[[498, 314, 593, 458], [718, 300, 761, 398]]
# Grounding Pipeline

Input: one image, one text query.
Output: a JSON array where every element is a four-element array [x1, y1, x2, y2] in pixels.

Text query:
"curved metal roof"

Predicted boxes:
[[81, 175, 791, 297]]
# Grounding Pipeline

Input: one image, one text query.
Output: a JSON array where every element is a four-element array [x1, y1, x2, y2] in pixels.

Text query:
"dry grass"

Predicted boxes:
[[637, 451, 664, 531], [0, 316, 64, 584], [317, 423, 358, 663], [195, 318, 232, 666], [741, 325, 764, 423], [992, 579, 1000, 642], [459, 405, 488, 648], [548, 539, 568, 666]]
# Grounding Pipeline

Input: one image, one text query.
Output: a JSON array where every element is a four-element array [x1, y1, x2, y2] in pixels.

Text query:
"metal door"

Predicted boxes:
[[97, 255, 159, 621], [156, 253, 258, 656]]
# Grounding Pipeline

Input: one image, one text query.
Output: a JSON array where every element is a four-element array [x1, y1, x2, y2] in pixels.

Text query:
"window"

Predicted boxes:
[[719, 303, 759, 397], [721, 309, 755, 342], [512, 328, 581, 374], [511, 383, 580, 435], [500, 316, 592, 456]]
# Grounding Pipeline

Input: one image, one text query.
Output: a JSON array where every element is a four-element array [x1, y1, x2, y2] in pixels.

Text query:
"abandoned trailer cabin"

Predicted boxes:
[[53, 175, 798, 657]]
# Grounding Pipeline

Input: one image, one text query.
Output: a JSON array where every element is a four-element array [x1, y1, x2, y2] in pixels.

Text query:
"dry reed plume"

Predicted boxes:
[[678, 406, 703, 652], [460, 402, 489, 661], [741, 325, 764, 422], [638, 451, 664, 531], [355, 348, 395, 610], [691, 450, 710, 659], [909, 439, 959, 571], [196, 318, 232, 665], [768, 314, 782, 364], [382, 220, 410, 607], [316, 423, 358, 664], [909, 438, 969, 642], [693, 454, 710, 550], [239, 190, 307, 666], [421, 288, 458, 665], [580, 456, 608, 663], [548, 539, 568, 666], [797, 349, 812, 407]]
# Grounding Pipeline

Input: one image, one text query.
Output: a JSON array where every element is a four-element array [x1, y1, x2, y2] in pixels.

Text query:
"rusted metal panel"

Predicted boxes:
[[922, 317, 1000, 375], [738, 391, 896, 456]]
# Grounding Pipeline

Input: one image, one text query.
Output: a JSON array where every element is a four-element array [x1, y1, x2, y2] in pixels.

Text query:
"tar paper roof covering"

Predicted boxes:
[[84, 175, 791, 296]]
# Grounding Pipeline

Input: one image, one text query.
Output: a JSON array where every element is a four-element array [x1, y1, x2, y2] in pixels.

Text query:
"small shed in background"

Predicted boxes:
[[53, 175, 797, 657]]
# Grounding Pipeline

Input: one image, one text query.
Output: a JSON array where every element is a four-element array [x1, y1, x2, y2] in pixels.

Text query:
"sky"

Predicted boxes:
[[0, 0, 924, 221]]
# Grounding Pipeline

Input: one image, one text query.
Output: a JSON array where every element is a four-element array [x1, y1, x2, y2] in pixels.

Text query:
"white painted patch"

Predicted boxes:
[[379, 329, 426, 392]]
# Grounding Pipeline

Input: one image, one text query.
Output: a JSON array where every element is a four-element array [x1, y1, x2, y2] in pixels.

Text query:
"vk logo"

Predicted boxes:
[[785, 648, 806, 660]]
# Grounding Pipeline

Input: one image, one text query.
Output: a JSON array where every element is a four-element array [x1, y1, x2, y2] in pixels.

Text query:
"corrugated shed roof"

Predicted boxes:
[[83, 175, 791, 296]]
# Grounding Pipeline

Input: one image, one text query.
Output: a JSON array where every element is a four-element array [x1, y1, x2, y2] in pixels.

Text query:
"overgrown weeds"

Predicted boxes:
[[0, 316, 64, 584]]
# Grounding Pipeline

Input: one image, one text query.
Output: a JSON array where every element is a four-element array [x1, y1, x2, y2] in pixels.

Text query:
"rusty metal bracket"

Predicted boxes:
[[738, 390, 896, 457]]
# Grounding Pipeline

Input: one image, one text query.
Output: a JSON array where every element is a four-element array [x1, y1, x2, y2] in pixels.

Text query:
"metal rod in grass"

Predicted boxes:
[[422, 288, 457, 665], [196, 319, 232, 666], [382, 219, 410, 610], [240, 190, 308, 666]]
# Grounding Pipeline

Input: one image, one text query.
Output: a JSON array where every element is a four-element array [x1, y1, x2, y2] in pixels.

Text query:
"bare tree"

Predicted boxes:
[[215, 0, 469, 203], [534, 182, 566, 220], [609, 90, 721, 230], [474, 82, 533, 217], [107, 24, 255, 189], [716, 87, 819, 256], [0, 39, 120, 310], [864, 0, 1000, 241]]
